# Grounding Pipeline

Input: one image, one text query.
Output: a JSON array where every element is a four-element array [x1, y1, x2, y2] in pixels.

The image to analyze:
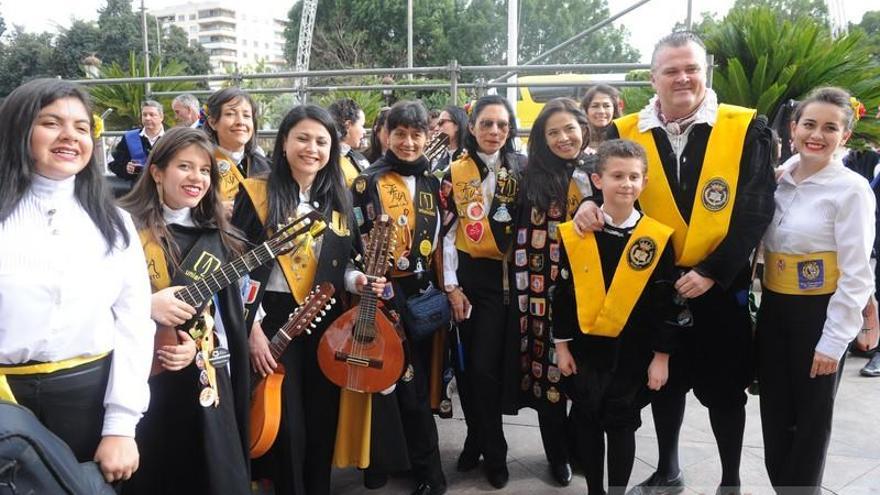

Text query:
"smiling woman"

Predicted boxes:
[[0, 78, 153, 485]]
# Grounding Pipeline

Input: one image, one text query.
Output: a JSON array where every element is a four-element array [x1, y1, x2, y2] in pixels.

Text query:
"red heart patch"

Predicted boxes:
[[465, 222, 484, 243]]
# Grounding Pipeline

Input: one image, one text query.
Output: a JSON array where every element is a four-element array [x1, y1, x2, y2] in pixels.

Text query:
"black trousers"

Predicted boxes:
[[253, 291, 341, 495], [455, 254, 509, 468], [7, 355, 111, 463], [757, 290, 843, 493], [387, 274, 445, 487]]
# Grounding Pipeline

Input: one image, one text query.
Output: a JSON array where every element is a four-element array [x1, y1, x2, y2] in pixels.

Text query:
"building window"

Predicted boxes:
[[189, 14, 196, 20], [177, 14, 185, 21]]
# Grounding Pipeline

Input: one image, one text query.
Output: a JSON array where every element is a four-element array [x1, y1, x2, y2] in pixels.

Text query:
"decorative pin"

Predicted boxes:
[[217, 160, 232, 173], [493, 204, 512, 223], [397, 215, 409, 227], [397, 256, 410, 271], [419, 239, 432, 257], [199, 387, 217, 408]]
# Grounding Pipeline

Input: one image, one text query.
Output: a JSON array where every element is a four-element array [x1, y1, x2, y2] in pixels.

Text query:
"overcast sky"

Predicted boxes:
[[1, 0, 874, 63]]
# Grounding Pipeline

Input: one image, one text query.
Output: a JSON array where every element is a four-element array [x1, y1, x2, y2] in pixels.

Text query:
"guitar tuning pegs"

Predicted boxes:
[[315, 317, 322, 323], [320, 310, 327, 316], [325, 303, 332, 310], [330, 298, 337, 304]]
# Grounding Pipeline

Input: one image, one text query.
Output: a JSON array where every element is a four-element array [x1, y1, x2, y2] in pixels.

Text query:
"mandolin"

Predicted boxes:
[[249, 282, 335, 458], [151, 211, 326, 376], [317, 214, 406, 393]]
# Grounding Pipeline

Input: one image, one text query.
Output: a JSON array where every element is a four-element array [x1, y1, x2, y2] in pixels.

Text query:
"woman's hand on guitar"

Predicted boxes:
[[356, 274, 387, 297], [151, 286, 197, 326], [250, 320, 277, 376], [157, 330, 197, 371]]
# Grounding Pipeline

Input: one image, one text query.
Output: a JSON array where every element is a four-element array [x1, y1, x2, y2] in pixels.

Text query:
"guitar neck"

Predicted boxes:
[[175, 243, 274, 308]]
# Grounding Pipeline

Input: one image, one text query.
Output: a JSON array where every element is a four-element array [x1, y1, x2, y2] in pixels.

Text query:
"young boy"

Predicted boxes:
[[553, 139, 685, 495]]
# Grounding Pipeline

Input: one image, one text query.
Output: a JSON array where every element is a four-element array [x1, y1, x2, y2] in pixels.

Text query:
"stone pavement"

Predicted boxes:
[[328, 354, 880, 494]]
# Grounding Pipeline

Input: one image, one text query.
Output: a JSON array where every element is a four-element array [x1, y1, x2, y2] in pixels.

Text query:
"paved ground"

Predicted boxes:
[[327, 354, 880, 495]]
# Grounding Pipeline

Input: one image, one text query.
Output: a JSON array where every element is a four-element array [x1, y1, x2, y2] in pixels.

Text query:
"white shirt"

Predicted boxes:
[[765, 155, 876, 360], [638, 89, 720, 182], [443, 151, 500, 286], [0, 174, 153, 437], [140, 127, 165, 147]]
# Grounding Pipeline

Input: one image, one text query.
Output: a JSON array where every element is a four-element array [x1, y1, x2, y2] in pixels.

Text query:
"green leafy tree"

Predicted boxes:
[[51, 20, 103, 80], [159, 25, 211, 77], [0, 27, 56, 96], [88, 52, 199, 129], [704, 6, 880, 146], [852, 11, 880, 65], [730, 0, 829, 26]]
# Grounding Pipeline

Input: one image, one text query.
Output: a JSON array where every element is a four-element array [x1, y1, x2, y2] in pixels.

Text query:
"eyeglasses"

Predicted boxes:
[[476, 119, 510, 131]]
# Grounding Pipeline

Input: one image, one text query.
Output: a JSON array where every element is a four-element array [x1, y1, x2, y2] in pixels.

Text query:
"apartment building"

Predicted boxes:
[[152, 1, 288, 73]]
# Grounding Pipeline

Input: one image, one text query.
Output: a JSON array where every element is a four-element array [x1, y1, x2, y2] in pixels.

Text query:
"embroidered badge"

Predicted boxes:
[[516, 271, 529, 290], [534, 339, 545, 358], [465, 222, 484, 243], [530, 207, 546, 226], [701, 177, 730, 212], [529, 297, 546, 317], [547, 366, 561, 383], [520, 315, 529, 334], [546, 386, 561, 403], [548, 221, 559, 240], [402, 364, 415, 382], [549, 243, 560, 262], [531, 230, 547, 249], [518, 295, 528, 312], [532, 361, 543, 379], [354, 176, 367, 194], [517, 228, 528, 246], [243, 279, 261, 305], [550, 265, 559, 281], [547, 202, 562, 220], [530, 274, 545, 293], [419, 239, 432, 257], [533, 381, 543, 399], [515, 249, 527, 267], [529, 254, 545, 272], [466, 201, 485, 221], [798, 259, 825, 289], [532, 319, 544, 337], [628, 236, 657, 270]]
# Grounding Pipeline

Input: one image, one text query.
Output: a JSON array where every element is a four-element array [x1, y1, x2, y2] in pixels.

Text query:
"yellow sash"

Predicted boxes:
[[240, 178, 320, 305], [341, 156, 360, 189], [450, 156, 504, 260], [559, 215, 673, 337], [139, 230, 172, 291], [377, 172, 416, 271], [566, 178, 584, 221], [763, 251, 839, 295], [615, 104, 754, 267], [0, 353, 110, 404], [216, 149, 247, 203]]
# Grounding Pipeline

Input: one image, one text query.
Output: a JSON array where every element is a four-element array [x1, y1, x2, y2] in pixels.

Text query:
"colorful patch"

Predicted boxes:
[[547, 366, 561, 383], [798, 259, 825, 289], [466, 201, 485, 221], [516, 272, 529, 291], [381, 282, 395, 300], [532, 361, 543, 379], [628, 236, 657, 270], [548, 221, 559, 240], [465, 222, 484, 243], [534, 339, 545, 358], [515, 249, 527, 267], [549, 243, 560, 262], [530, 274, 545, 293], [518, 295, 528, 312], [531, 230, 547, 249], [517, 228, 528, 246], [419, 239, 432, 257], [546, 386, 561, 403], [547, 202, 563, 219], [701, 177, 730, 212], [532, 319, 544, 338], [550, 265, 559, 281], [199, 387, 217, 408], [365, 203, 376, 221], [529, 297, 546, 317], [242, 278, 261, 305], [529, 254, 545, 272], [353, 207, 365, 227], [530, 207, 546, 226], [397, 256, 411, 271], [354, 176, 367, 194]]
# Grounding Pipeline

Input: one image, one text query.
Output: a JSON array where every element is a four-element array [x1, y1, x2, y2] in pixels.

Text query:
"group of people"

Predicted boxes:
[[0, 29, 875, 495]]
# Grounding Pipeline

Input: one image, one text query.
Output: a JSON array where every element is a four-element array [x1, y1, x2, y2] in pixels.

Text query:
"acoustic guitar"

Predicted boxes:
[[318, 214, 406, 393], [151, 211, 326, 376], [249, 282, 336, 458]]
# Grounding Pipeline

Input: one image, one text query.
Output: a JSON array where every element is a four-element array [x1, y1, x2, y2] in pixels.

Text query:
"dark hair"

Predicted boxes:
[[581, 84, 622, 145], [464, 94, 518, 155], [327, 97, 362, 140], [792, 86, 856, 131], [651, 31, 707, 69], [366, 106, 390, 163], [266, 105, 352, 229], [204, 87, 260, 154], [120, 127, 243, 260], [429, 109, 441, 120], [0, 78, 129, 251], [441, 105, 468, 151], [385, 100, 430, 134], [522, 98, 588, 214], [595, 139, 648, 174]]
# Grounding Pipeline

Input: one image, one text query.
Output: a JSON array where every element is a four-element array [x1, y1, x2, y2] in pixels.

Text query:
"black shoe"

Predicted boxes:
[[627, 471, 685, 495], [715, 486, 742, 495], [861, 353, 880, 377], [411, 482, 447, 495], [456, 449, 481, 472], [550, 461, 572, 486], [363, 471, 388, 490], [485, 465, 509, 489]]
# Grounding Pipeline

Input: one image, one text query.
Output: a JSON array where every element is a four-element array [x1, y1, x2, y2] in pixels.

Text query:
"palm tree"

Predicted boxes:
[[704, 7, 880, 146]]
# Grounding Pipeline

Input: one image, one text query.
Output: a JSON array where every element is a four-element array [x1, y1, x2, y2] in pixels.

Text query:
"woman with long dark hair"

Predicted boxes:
[[438, 94, 523, 489], [581, 84, 622, 152], [119, 127, 251, 494], [328, 97, 370, 186], [232, 104, 382, 495], [204, 87, 270, 208], [515, 97, 594, 487], [0, 78, 153, 483], [430, 105, 468, 174]]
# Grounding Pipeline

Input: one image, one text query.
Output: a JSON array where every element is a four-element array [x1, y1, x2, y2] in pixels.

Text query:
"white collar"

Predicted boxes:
[[638, 88, 719, 133], [340, 143, 352, 156], [476, 150, 501, 170], [601, 206, 641, 229], [161, 204, 195, 227], [219, 147, 245, 165], [140, 127, 164, 144], [777, 153, 845, 186], [30, 173, 76, 200]]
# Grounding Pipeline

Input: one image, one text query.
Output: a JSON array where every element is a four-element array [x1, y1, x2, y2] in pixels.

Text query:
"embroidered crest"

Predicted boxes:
[[532, 361, 543, 379], [532, 319, 545, 337], [701, 177, 730, 212], [628, 236, 657, 270], [546, 386, 561, 403], [798, 259, 825, 289], [517, 227, 528, 245], [354, 176, 367, 194], [530, 207, 546, 226], [531, 230, 547, 249], [515, 249, 527, 267], [547, 366, 561, 383], [516, 272, 529, 290], [530, 274, 545, 293], [529, 254, 545, 272], [529, 297, 546, 317]]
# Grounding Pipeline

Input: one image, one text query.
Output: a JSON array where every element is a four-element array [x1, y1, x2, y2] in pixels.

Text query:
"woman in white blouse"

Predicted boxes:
[[0, 78, 153, 483], [757, 87, 875, 492]]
